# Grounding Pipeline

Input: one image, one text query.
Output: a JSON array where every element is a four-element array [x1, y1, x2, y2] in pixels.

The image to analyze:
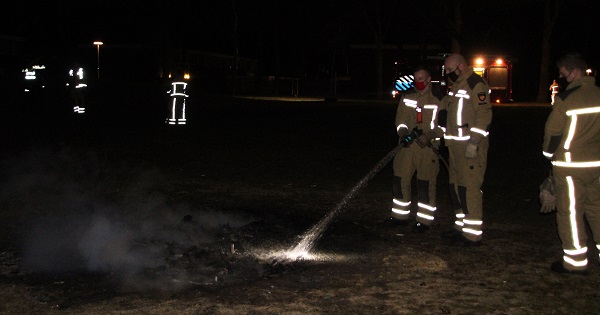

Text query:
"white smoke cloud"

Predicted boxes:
[[0, 146, 255, 290]]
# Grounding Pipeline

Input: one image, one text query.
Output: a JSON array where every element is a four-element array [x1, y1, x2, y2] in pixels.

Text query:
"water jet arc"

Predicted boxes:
[[287, 145, 403, 258]]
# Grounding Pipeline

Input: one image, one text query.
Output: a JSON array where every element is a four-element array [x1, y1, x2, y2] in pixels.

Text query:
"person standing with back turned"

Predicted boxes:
[[440, 53, 492, 246], [542, 53, 600, 275]]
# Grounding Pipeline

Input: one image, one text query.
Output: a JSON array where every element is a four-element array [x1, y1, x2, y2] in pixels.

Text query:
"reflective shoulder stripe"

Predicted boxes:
[[454, 90, 470, 99], [563, 106, 600, 150], [403, 98, 418, 107], [566, 106, 600, 116]]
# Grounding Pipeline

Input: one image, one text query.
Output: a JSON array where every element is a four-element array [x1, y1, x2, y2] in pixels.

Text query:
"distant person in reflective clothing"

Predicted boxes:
[[550, 79, 560, 105], [166, 68, 189, 125], [22, 59, 46, 95], [67, 65, 87, 114], [542, 53, 600, 275]]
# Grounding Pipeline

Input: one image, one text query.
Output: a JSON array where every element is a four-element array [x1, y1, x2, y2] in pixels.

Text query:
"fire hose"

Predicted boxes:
[[284, 142, 405, 260], [277, 127, 450, 263], [282, 128, 429, 261], [415, 137, 450, 171], [405, 127, 450, 171]]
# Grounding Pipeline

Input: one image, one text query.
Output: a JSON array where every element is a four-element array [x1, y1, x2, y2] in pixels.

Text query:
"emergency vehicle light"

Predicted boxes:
[[473, 67, 485, 76], [474, 57, 506, 66]]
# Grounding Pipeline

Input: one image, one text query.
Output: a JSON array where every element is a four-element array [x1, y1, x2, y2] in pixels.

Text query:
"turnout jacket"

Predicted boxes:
[[395, 88, 443, 138], [543, 76, 600, 167], [439, 68, 492, 145]]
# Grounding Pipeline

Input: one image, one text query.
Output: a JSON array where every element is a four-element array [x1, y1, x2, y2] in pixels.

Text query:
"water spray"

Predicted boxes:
[[273, 144, 404, 265]]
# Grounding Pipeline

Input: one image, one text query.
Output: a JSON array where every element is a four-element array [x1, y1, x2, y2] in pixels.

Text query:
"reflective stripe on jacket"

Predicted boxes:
[[543, 76, 600, 167], [395, 89, 442, 136], [441, 69, 492, 144]]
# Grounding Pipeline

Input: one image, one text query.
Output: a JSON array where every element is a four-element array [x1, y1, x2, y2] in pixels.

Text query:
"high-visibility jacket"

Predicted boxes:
[[543, 76, 600, 167], [440, 68, 492, 145], [395, 89, 443, 138], [392, 87, 443, 224], [68, 67, 87, 90]]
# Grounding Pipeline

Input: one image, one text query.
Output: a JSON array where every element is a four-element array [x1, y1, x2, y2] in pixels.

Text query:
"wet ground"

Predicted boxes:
[[1, 91, 599, 314]]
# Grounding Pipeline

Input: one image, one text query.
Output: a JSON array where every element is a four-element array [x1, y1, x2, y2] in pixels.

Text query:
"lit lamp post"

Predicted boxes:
[[93, 41, 103, 79]]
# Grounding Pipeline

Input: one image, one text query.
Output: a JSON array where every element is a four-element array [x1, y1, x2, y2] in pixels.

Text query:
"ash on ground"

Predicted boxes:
[[3, 214, 282, 293]]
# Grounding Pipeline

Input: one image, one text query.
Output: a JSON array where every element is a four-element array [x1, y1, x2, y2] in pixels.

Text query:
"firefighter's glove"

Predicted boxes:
[[539, 176, 556, 213], [399, 134, 412, 147], [397, 129, 409, 146], [465, 142, 478, 159], [416, 131, 435, 148]]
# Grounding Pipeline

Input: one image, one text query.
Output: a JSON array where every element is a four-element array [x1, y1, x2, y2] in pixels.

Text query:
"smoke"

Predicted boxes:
[[0, 145, 255, 290]]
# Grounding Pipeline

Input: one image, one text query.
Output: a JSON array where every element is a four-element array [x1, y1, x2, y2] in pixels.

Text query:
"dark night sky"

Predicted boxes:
[[2, 0, 599, 96], [4, 2, 352, 51], [4, 1, 597, 60]]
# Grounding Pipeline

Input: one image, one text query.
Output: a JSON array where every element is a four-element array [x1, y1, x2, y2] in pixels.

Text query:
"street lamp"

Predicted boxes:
[[93, 41, 103, 79]]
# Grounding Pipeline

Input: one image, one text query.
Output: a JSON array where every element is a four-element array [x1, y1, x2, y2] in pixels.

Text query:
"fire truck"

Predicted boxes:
[[471, 55, 513, 103], [392, 53, 514, 103]]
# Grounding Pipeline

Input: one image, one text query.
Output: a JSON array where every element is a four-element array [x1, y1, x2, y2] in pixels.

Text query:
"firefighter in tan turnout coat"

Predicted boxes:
[[440, 53, 492, 246], [543, 53, 600, 275], [390, 66, 443, 233]]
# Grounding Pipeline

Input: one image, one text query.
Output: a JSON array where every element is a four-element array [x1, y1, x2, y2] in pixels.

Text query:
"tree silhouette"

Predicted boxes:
[[537, 0, 560, 102], [356, 0, 396, 99]]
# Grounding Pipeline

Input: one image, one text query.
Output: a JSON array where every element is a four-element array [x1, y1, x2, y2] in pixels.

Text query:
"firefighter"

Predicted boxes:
[[542, 53, 600, 275], [22, 59, 46, 95], [166, 68, 188, 125], [388, 66, 444, 233], [439, 53, 492, 246], [550, 79, 560, 105], [23, 66, 38, 93], [67, 64, 87, 114]]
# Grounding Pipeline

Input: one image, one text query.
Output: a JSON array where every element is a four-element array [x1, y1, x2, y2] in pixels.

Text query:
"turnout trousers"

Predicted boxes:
[[447, 139, 488, 242], [391, 144, 439, 225], [553, 166, 600, 271]]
